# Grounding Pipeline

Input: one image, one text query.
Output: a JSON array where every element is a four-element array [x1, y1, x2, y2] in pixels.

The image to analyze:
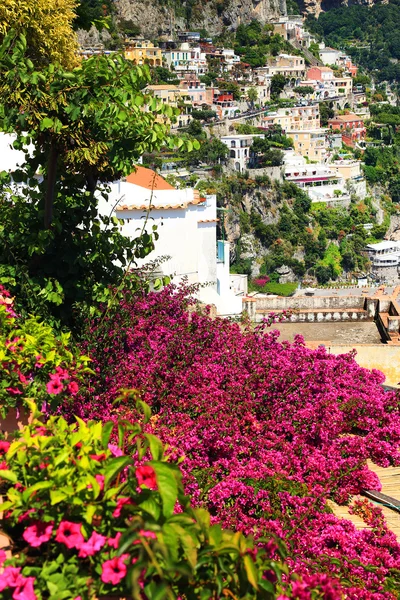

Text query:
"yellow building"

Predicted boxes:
[[145, 85, 192, 128], [290, 129, 327, 161], [124, 39, 162, 66]]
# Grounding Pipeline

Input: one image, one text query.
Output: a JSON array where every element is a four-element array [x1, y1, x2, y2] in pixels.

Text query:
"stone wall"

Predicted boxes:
[[248, 294, 366, 311]]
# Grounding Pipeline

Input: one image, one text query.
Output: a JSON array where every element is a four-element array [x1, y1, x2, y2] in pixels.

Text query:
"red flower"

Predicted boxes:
[[23, 521, 53, 548], [136, 465, 157, 490], [113, 497, 132, 518], [0, 441, 10, 454], [46, 376, 63, 395], [55, 521, 84, 549], [101, 554, 129, 585]]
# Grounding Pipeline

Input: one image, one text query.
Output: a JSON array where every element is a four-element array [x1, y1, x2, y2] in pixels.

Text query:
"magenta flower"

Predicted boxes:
[[136, 465, 157, 490], [78, 531, 106, 558], [107, 532, 121, 549], [112, 497, 132, 518], [108, 444, 123, 457], [133, 530, 157, 545], [101, 554, 130, 585], [0, 567, 24, 590], [23, 521, 53, 547], [46, 376, 63, 395], [55, 521, 84, 549], [67, 381, 79, 395], [0, 441, 10, 454], [12, 577, 37, 600], [95, 474, 105, 490]]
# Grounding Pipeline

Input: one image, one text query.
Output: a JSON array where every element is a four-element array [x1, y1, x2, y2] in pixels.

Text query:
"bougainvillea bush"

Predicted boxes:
[[0, 286, 90, 418], [0, 401, 289, 599], [75, 284, 400, 599]]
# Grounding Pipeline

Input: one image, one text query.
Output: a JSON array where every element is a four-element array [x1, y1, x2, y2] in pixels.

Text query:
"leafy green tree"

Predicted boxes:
[[150, 66, 179, 85], [319, 102, 334, 127], [247, 87, 258, 108], [0, 33, 195, 328], [270, 74, 287, 100]]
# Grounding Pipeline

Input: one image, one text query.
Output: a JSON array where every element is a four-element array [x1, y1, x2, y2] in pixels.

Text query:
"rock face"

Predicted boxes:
[[114, 0, 286, 38], [298, 0, 376, 19]]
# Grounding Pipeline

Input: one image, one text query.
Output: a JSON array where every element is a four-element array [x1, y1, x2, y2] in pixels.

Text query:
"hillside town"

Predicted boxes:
[[4, 2, 400, 599], [75, 14, 399, 310]]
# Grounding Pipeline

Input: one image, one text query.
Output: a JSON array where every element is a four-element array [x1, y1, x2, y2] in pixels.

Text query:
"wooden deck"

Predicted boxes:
[[330, 461, 400, 539]]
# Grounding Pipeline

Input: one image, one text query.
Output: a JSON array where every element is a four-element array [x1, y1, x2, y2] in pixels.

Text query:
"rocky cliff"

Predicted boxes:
[[114, 0, 287, 38]]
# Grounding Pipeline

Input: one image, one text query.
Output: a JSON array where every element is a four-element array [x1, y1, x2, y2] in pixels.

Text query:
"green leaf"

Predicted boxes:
[[40, 117, 54, 131], [0, 470, 17, 483], [243, 554, 259, 590], [144, 433, 164, 461], [50, 489, 68, 505], [104, 456, 132, 489], [151, 462, 178, 518]]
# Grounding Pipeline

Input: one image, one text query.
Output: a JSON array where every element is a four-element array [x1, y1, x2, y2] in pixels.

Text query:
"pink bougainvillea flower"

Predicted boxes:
[[78, 531, 106, 558], [12, 577, 37, 600], [100, 554, 130, 585], [135, 465, 157, 490], [67, 381, 79, 395], [55, 521, 84, 549], [23, 521, 53, 548], [113, 497, 132, 518], [0, 441, 10, 454], [107, 532, 121, 549], [108, 444, 123, 457], [46, 376, 63, 395]]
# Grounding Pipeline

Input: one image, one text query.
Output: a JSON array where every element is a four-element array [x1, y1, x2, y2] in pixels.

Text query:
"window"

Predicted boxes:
[[231, 141, 236, 148], [230, 149, 236, 158]]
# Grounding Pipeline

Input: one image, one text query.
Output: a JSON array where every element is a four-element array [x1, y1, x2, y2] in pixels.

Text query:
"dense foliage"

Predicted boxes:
[[0, 402, 278, 599], [306, 1, 400, 83], [0, 33, 195, 329], [69, 284, 400, 598]]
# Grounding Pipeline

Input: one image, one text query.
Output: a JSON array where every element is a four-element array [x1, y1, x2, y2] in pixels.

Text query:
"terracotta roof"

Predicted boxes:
[[125, 166, 175, 190], [330, 114, 363, 123], [198, 219, 219, 223], [116, 191, 207, 212]]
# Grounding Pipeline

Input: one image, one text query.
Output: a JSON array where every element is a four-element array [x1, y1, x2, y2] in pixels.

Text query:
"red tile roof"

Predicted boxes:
[[126, 166, 175, 190]]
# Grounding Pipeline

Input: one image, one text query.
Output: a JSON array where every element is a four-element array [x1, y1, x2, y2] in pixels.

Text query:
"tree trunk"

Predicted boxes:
[[44, 144, 58, 229]]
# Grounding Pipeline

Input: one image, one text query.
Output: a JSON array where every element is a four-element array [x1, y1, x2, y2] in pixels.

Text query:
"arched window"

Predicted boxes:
[[231, 140, 236, 148], [230, 149, 236, 158]]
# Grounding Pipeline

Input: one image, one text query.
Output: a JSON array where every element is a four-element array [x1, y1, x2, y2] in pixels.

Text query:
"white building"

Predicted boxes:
[[220, 134, 264, 172], [366, 241, 400, 283], [221, 48, 241, 71], [283, 150, 350, 206], [163, 43, 208, 76], [99, 166, 245, 315], [319, 46, 341, 66]]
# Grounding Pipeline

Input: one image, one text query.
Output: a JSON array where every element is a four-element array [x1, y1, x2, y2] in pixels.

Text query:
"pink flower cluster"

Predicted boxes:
[[0, 552, 36, 600], [74, 284, 400, 597]]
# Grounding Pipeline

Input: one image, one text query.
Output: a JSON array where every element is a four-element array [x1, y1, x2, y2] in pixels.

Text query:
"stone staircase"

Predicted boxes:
[[290, 40, 324, 67]]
